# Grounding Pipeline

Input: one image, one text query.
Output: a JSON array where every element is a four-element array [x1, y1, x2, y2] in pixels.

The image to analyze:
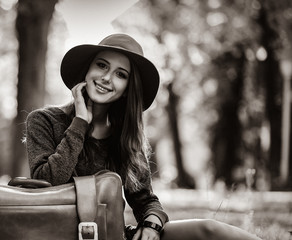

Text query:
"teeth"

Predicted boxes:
[[96, 84, 109, 93]]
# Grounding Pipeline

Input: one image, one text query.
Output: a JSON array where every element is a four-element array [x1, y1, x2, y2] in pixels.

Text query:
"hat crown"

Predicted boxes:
[[98, 34, 144, 56]]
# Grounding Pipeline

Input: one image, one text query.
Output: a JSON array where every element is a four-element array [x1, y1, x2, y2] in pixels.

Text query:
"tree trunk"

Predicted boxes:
[[256, 5, 283, 190], [211, 45, 245, 188], [10, 0, 58, 177], [166, 82, 195, 188]]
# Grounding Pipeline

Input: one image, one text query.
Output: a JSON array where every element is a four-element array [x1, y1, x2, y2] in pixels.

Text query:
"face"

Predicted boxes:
[[85, 50, 131, 105]]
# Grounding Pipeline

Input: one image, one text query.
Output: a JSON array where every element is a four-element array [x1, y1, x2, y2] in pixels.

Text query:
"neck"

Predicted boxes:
[[92, 103, 110, 124], [90, 103, 112, 139]]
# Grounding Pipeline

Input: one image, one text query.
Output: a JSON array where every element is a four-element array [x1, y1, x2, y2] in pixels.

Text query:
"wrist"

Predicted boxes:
[[142, 220, 163, 233], [144, 214, 163, 226], [75, 114, 88, 123], [71, 117, 89, 133]]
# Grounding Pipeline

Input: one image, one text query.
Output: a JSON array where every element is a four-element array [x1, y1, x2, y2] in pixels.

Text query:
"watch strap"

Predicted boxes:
[[142, 220, 163, 233]]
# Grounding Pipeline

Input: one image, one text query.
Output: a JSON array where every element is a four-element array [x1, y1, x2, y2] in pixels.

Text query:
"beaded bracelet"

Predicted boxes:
[[142, 220, 163, 233]]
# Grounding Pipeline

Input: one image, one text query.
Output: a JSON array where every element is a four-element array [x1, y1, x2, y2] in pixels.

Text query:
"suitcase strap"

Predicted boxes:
[[74, 175, 98, 240]]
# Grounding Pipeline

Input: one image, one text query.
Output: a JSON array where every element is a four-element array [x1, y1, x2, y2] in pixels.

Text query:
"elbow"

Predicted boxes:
[[32, 163, 70, 186], [31, 164, 53, 184]]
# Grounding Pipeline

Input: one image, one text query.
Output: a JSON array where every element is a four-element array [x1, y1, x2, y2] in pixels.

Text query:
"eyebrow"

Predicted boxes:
[[96, 57, 130, 75]]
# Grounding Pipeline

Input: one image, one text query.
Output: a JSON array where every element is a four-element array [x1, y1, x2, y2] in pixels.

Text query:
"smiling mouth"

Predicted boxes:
[[94, 81, 113, 93]]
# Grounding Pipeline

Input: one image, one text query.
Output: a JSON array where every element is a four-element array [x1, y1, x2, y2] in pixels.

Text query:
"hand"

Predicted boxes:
[[133, 215, 162, 240], [71, 82, 93, 123], [132, 227, 160, 240]]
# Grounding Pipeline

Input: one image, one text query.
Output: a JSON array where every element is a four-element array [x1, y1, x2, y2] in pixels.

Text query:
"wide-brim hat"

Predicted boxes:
[[60, 33, 159, 111]]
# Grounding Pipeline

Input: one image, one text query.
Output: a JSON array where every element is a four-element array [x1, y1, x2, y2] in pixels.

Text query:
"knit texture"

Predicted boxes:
[[25, 106, 168, 225]]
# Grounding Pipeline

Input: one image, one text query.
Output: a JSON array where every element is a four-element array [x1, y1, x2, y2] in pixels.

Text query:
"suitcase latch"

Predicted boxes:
[[78, 222, 98, 240]]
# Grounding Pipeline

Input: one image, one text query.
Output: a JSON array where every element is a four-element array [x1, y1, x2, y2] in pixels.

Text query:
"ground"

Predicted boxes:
[[124, 188, 292, 240]]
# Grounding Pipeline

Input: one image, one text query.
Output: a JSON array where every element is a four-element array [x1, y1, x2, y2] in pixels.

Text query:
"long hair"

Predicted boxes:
[[64, 62, 151, 192], [108, 62, 151, 192]]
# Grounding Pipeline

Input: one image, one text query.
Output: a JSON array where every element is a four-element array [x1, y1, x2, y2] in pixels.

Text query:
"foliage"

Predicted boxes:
[[0, 0, 18, 175], [0, 0, 68, 176], [113, 0, 292, 190]]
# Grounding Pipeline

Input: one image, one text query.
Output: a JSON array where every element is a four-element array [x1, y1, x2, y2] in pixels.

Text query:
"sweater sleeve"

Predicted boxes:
[[124, 167, 169, 226], [26, 110, 88, 185]]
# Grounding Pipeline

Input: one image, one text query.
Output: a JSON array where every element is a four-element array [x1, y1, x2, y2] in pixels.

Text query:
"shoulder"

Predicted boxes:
[[26, 106, 69, 127]]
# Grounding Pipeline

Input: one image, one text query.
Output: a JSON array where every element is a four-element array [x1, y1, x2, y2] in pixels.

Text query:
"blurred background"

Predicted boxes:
[[0, 0, 292, 239]]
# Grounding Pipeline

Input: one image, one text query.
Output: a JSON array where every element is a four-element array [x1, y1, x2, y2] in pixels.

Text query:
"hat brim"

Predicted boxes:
[[60, 44, 159, 111]]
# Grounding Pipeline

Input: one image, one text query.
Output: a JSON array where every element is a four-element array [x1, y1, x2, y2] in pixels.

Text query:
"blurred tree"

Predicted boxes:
[[255, 0, 292, 189], [0, 1, 18, 175], [210, 43, 246, 187], [145, 0, 197, 188], [114, 0, 257, 188], [255, 1, 283, 190], [10, 0, 58, 177], [166, 81, 196, 188], [202, 0, 264, 188], [114, 0, 292, 190], [204, 0, 292, 190]]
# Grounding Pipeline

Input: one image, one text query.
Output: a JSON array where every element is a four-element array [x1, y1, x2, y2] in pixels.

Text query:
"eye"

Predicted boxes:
[[116, 71, 128, 79], [96, 62, 108, 70]]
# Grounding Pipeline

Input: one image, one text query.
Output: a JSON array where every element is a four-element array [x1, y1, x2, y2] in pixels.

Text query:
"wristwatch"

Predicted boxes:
[[142, 220, 163, 233]]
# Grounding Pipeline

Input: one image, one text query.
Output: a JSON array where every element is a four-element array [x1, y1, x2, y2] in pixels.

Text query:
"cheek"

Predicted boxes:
[[84, 71, 92, 82], [122, 81, 128, 92], [120, 82, 129, 95], [85, 66, 103, 79], [115, 79, 128, 92]]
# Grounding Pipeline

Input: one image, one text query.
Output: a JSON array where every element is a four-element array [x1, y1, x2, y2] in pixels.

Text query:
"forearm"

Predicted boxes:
[[125, 187, 168, 226], [30, 135, 81, 185], [27, 112, 88, 185]]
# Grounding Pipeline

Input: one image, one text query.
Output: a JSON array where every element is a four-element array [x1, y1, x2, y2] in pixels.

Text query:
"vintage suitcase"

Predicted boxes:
[[0, 171, 125, 240]]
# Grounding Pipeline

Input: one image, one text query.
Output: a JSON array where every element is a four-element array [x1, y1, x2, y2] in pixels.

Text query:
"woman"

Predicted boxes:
[[26, 33, 262, 240]]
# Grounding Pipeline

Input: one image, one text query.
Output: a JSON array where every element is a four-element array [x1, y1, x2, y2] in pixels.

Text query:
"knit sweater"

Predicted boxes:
[[25, 106, 168, 225]]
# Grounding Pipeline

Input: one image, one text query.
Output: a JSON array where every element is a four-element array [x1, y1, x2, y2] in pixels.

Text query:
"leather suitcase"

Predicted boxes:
[[0, 171, 125, 240]]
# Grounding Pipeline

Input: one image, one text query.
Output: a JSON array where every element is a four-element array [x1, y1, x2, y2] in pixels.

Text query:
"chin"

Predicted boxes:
[[90, 97, 111, 105]]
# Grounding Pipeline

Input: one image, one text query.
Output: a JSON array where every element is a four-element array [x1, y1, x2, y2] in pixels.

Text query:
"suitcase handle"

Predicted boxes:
[[8, 177, 52, 188]]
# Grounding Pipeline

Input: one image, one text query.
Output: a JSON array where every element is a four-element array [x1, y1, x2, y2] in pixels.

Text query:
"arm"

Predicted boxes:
[[26, 110, 88, 185], [125, 167, 168, 240], [124, 169, 169, 226]]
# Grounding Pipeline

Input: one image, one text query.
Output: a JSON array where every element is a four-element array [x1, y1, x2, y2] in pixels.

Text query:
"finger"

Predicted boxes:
[[142, 228, 160, 240], [71, 82, 86, 92], [140, 232, 147, 240], [72, 82, 86, 98], [75, 82, 87, 94], [140, 229, 150, 240], [132, 228, 142, 240]]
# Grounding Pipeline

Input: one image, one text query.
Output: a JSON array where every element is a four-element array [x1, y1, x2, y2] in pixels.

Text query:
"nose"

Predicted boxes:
[[101, 74, 111, 84], [101, 72, 112, 84]]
